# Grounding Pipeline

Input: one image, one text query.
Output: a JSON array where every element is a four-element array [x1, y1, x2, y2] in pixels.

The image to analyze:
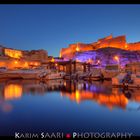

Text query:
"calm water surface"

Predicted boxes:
[[0, 79, 140, 136]]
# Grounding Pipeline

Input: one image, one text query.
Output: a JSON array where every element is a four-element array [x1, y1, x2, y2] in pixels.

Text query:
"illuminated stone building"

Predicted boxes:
[[60, 34, 140, 59], [0, 45, 48, 69]]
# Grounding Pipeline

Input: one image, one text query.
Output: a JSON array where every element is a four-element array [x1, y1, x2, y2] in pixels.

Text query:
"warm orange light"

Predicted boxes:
[[55, 63, 58, 66], [24, 62, 28, 67], [4, 84, 22, 100], [51, 58, 55, 62], [5, 48, 22, 59], [61, 91, 128, 110], [59, 52, 61, 58], [125, 44, 128, 49], [14, 61, 18, 64], [35, 62, 38, 66], [76, 46, 79, 52], [114, 56, 119, 62], [75, 90, 80, 103]]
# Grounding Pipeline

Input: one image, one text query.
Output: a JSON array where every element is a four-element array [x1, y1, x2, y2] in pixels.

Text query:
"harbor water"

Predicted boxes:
[[0, 79, 140, 136]]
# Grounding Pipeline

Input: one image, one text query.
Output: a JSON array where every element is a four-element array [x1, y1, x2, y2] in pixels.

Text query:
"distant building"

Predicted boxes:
[[60, 34, 140, 59], [0, 45, 48, 69]]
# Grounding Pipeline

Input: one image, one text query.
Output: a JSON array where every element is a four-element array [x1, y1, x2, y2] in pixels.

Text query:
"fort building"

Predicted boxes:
[[60, 35, 140, 59]]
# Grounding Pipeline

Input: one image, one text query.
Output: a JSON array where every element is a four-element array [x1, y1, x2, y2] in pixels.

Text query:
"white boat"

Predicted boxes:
[[102, 64, 120, 80], [88, 68, 103, 81], [44, 71, 65, 80]]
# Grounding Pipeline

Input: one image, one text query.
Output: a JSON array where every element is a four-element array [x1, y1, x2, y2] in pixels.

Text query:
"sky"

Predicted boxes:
[[0, 4, 140, 57]]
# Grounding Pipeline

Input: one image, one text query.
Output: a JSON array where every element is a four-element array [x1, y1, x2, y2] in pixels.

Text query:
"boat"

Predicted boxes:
[[88, 68, 103, 81], [112, 72, 126, 87], [63, 71, 86, 80], [112, 72, 140, 88], [0, 68, 48, 80], [78, 72, 91, 80], [44, 71, 65, 80], [102, 64, 120, 80]]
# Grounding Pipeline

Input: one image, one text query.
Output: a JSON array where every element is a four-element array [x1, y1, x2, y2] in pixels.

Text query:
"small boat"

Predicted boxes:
[[82, 67, 103, 81], [102, 64, 119, 80], [44, 71, 65, 80], [90, 75, 103, 81], [78, 72, 90, 80], [84, 74, 102, 81], [112, 72, 140, 88]]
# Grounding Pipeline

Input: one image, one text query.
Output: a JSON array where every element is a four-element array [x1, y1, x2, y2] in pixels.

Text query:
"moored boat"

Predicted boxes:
[[44, 71, 65, 80], [102, 64, 120, 80], [0, 69, 48, 80], [112, 72, 140, 88]]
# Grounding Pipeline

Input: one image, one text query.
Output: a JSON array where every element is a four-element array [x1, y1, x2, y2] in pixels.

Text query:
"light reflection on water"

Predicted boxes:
[[0, 79, 140, 136], [4, 84, 22, 100], [1, 79, 138, 110]]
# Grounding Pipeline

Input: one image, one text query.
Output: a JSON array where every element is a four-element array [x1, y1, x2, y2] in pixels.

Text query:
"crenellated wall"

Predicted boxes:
[[98, 35, 126, 49], [127, 42, 140, 51], [60, 35, 127, 59], [60, 43, 94, 59], [60, 34, 140, 59], [98, 34, 113, 42]]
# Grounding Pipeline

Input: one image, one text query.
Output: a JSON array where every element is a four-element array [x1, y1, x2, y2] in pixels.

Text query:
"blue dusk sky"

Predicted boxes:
[[0, 4, 140, 57]]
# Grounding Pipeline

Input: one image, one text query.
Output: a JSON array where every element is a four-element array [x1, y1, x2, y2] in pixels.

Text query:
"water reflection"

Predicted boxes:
[[62, 90, 128, 110], [4, 84, 22, 100], [0, 79, 140, 111]]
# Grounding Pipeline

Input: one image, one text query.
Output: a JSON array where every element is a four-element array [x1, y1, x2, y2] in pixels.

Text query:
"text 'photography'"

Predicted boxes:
[[0, 4, 140, 139]]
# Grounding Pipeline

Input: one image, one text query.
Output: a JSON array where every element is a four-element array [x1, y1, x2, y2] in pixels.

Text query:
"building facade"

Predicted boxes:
[[0, 45, 48, 69]]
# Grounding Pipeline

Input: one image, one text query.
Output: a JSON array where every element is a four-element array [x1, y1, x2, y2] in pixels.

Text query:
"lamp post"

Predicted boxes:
[[114, 55, 120, 72]]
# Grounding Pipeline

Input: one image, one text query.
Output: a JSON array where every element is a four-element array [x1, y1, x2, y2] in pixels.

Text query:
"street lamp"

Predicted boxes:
[[114, 55, 120, 71], [114, 56, 119, 63]]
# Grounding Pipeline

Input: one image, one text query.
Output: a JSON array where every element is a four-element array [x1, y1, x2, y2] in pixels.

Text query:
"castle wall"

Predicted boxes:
[[99, 35, 126, 49], [60, 35, 127, 59], [60, 47, 74, 59], [79, 43, 94, 51], [127, 42, 140, 51], [98, 34, 113, 42], [60, 43, 94, 59]]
